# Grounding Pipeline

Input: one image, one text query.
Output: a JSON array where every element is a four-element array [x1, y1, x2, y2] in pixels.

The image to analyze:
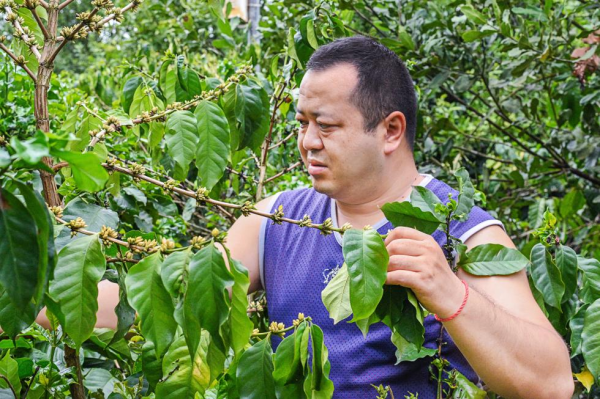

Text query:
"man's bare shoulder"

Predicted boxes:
[[227, 194, 278, 293]]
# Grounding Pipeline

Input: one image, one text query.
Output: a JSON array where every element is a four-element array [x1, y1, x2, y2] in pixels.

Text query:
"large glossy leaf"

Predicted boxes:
[[49, 234, 106, 347], [237, 337, 276, 399], [582, 299, 600, 380], [165, 110, 198, 181], [579, 257, 600, 302], [458, 244, 529, 276], [394, 289, 425, 348], [0, 284, 35, 338], [321, 263, 352, 324], [178, 66, 202, 99], [342, 229, 389, 321], [223, 79, 270, 153], [161, 248, 193, 298], [0, 353, 21, 394], [121, 76, 143, 114], [390, 330, 435, 364], [450, 369, 487, 398], [54, 151, 109, 192], [410, 185, 443, 217], [55, 197, 119, 251], [155, 333, 211, 398], [307, 325, 334, 398], [530, 244, 565, 309], [142, 341, 163, 393], [555, 245, 578, 302], [184, 244, 233, 357], [454, 168, 475, 221], [0, 188, 40, 310], [570, 305, 588, 358], [228, 258, 254, 357], [125, 252, 177, 358], [381, 201, 443, 235], [195, 100, 230, 190], [273, 322, 308, 387], [14, 181, 56, 305]]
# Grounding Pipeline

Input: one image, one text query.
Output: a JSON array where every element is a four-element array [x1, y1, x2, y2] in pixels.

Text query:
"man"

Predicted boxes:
[[227, 36, 573, 398]]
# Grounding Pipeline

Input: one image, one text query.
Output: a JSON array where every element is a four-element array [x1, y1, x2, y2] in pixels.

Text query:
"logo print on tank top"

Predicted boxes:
[[322, 264, 341, 285]]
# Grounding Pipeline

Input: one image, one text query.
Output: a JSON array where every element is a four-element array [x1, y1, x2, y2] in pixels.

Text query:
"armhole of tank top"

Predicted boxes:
[[258, 192, 283, 290], [451, 219, 505, 268]]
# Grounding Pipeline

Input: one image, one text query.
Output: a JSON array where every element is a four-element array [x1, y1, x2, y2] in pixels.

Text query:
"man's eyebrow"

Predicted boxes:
[[296, 109, 325, 118]]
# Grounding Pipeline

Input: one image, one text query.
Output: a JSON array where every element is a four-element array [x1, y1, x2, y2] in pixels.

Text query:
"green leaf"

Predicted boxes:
[[273, 322, 307, 386], [49, 234, 106, 348], [582, 299, 600, 380], [13, 181, 56, 305], [237, 337, 276, 399], [560, 190, 585, 218], [0, 188, 40, 310], [555, 246, 577, 302], [61, 106, 80, 135], [53, 151, 109, 192], [83, 368, 118, 397], [10, 134, 50, 165], [165, 110, 198, 181], [460, 5, 488, 25], [129, 83, 164, 119], [223, 80, 270, 153], [155, 333, 211, 398], [195, 100, 231, 190], [458, 244, 529, 276], [342, 229, 389, 322], [381, 201, 443, 235], [184, 243, 233, 357], [579, 257, 600, 302], [454, 168, 475, 221], [68, 114, 102, 152], [0, 353, 21, 394], [321, 263, 352, 324], [390, 330, 435, 364], [462, 30, 482, 42], [570, 305, 588, 357], [410, 186, 442, 216], [394, 289, 425, 348], [178, 67, 203, 99], [228, 258, 253, 357], [306, 19, 318, 49], [530, 244, 565, 309], [142, 342, 163, 393], [161, 248, 193, 298], [121, 76, 143, 114], [307, 325, 334, 397], [0, 284, 35, 338], [125, 252, 177, 358], [450, 369, 487, 398], [512, 7, 548, 22]]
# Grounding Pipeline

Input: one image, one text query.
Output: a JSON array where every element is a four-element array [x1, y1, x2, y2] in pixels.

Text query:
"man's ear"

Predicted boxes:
[[382, 111, 407, 155]]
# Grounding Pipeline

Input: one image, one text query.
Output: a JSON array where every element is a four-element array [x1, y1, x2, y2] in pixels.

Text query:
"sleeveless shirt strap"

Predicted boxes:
[[258, 192, 284, 290]]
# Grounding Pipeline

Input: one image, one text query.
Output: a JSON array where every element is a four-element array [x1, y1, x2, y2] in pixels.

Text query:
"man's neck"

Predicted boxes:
[[335, 164, 423, 229]]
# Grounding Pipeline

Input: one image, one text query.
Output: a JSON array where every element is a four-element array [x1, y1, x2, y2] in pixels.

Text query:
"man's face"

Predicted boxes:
[[295, 63, 386, 203]]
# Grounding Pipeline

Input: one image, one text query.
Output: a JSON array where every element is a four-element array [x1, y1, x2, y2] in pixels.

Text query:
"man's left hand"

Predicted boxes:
[[384, 226, 464, 318]]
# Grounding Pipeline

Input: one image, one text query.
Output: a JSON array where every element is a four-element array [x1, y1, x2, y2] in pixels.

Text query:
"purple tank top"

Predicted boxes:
[[260, 175, 502, 398]]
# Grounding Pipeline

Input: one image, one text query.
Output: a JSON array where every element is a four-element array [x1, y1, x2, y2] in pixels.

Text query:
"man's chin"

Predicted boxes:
[[311, 179, 336, 197]]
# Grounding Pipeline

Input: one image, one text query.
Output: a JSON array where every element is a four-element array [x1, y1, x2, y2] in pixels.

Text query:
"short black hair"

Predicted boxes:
[[306, 36, 417, 149]]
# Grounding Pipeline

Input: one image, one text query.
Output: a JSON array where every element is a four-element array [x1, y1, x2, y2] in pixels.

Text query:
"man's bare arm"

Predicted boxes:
[[448, 225, 573, 398]]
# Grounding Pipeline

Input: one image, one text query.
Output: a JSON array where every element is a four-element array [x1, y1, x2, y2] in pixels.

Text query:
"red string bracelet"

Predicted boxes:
[[434, 280, 469, 323]]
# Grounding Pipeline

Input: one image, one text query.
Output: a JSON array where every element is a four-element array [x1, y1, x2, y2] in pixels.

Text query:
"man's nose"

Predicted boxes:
[[301, 123, 324, 151]]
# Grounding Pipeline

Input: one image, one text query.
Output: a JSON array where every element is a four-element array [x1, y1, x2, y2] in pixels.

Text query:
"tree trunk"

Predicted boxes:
[[36, 3, 86, 398]]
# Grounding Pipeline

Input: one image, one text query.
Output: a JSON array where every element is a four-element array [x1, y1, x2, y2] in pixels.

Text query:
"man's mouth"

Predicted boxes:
[[307, 159, 327, 176]]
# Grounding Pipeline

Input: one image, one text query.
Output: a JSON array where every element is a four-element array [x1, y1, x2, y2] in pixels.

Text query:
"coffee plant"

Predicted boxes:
[[0, 0, 599, 398]]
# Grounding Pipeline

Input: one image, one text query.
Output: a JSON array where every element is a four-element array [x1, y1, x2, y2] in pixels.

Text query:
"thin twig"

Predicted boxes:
[[96, 1, 136, 27], [22, 366, 40, 398], [3, 6, 42, 60], [31, 7, 50, 40], [58, 0, 77, 10], [268, 129, 296, 150], [0, 374, 17, 399], [0, 42, 37, 82], [265, 160, 303, 183], [352, 5, 389, 38], [47, 8, 100, 64]]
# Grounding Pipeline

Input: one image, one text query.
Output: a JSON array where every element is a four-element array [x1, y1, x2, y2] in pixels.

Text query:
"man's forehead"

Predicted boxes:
[[299, 64, 358, 97]]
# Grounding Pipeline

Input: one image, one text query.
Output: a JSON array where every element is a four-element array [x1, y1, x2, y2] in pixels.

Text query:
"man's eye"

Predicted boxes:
[[318, 123, 331, 130], [297, 120, 308, 127]]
